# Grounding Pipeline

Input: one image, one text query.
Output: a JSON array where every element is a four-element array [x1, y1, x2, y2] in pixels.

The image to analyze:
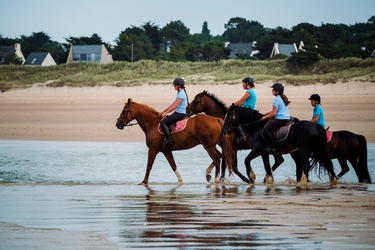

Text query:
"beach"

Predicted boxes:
[[1, 81, 375, 249], [0, 81, 374, 142]]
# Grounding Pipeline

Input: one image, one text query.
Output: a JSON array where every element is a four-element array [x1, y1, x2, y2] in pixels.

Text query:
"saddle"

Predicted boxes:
[[158, 118, 189, 134], [271, 118, 295, 142]]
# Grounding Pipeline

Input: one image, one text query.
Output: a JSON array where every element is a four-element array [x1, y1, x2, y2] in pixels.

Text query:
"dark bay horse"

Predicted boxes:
[[272, 130, 371, 183], [116, 98, 233, 185], [189, 91, 371, 184], [186, 90, 300, 183], [222, 104, 338, 188]]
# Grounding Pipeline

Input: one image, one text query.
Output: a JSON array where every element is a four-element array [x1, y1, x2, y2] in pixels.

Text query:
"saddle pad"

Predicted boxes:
[[326, 131, 333, 143], [275, 123, 293, 142], [158, 119, 188, 134]]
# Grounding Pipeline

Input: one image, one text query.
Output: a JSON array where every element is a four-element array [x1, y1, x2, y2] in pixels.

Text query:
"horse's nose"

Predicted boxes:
[[116, 120, 124, 129]]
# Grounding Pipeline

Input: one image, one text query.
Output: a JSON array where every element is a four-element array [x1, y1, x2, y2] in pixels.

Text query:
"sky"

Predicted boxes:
[[1, 0, 374, 44]]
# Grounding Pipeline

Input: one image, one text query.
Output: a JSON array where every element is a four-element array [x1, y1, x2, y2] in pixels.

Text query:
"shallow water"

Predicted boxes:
[[1, 140, 374, 249], [1, 140, 374, 185]]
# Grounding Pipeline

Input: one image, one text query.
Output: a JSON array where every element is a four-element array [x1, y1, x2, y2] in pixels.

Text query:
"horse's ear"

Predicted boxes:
[[127, 98, 132, 104], [203, 90, 207, 95], [230, 103, 235, 109]]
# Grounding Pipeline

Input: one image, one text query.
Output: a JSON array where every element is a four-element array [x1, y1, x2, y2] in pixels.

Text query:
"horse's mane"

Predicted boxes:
[[203, 90, 227, 110], [132, 101, 160, 116]]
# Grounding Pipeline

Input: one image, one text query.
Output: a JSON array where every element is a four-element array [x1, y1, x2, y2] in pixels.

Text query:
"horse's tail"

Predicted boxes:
[[220, 134, 234, 175], [357, 134, 371, 183], [310, 124, 336, 179], [217, 118, 234, 176]]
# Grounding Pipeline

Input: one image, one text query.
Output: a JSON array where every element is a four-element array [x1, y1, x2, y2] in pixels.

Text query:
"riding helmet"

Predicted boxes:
[[308, 94, 321, 103], [242, 77, 254, 84], [270, 83, 284, 95], [172, 77, 185, 86]]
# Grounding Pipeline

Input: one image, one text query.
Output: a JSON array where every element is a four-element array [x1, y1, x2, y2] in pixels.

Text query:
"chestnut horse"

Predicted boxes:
[[116, 98, 233, 185], [186, 90, 301, 183]]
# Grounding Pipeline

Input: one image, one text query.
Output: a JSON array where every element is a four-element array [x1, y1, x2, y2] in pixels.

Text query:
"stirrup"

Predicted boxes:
[[161, 138, 173, 145], [235, 136, 247, 144]]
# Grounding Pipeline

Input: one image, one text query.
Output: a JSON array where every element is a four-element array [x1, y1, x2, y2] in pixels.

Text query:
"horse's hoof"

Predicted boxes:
[[138, 182, 147, 186], [206, 175, 212, 182]]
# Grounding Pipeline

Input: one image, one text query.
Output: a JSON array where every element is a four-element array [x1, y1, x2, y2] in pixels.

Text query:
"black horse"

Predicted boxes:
[[222, 104, 338, 188]]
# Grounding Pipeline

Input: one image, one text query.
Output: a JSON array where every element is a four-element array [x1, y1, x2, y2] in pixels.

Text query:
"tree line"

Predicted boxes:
[[1, 15, 375, 65]]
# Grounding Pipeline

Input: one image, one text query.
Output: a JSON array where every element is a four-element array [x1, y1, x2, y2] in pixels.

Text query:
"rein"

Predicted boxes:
[[121, 101, 161, 127], [241, 119, 263, 127]]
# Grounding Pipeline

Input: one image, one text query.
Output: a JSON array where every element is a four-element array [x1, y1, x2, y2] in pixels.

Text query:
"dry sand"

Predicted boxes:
[[1, 81, 375, 249], [0, 81, 374, 142]]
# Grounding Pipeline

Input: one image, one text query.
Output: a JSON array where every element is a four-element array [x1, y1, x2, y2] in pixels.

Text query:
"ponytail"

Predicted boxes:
[[281, 94, 290, 106]]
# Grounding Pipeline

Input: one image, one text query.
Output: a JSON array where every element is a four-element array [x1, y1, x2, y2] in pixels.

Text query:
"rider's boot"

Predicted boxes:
[[263, 131, 275, 153], [161, 123, 173, 145], [235, 126, 247, 144]]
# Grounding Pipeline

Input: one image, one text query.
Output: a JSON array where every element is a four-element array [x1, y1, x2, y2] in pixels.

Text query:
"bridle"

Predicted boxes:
[[225, 107, 262, 132], [119, 101, 161, 127], [189, 94, 227, 116]]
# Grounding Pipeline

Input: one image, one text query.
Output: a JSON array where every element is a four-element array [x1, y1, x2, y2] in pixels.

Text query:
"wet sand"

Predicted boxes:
[[1, 184, 374, 249], [1, 81, 375, 249]]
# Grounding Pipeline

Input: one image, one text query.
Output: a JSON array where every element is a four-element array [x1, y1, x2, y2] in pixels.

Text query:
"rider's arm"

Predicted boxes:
[[162, 98, 182, 117], [310, 114, 319, 123], [261, 106, 277, 120], [234, 92, 250, 106]]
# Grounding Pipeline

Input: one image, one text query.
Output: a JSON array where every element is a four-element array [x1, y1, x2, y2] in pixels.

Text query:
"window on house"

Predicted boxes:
[[31, 58, 37, 64], [91, 53, 95, 61], [80, 54, 87, 61]]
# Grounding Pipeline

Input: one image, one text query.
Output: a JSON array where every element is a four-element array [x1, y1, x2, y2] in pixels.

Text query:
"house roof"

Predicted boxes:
[[226, 43, 254, 58], [25, 52, 49, 65], [0, 46, 14, 57], [71, 45, 103, 54], [277, 44, 297, 57]]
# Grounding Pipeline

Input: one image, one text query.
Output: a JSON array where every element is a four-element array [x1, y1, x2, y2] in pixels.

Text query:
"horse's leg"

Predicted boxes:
[[271, 155, 284, 173], [296, 150, 310, 189], [162, 150, 183, 183], [204, 147, 222, 183], [337, 157, 350, 179], [244, 150, 260, 183], [141, 150, 158, 185], [289, 151, 302, 181], [206, 162, 215, 182], [261, 153, 274, 184]]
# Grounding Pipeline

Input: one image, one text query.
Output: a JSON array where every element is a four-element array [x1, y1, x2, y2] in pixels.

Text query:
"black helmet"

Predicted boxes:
[[309, 94, 321, 103], [242, 77, 254, 84], [172, 77, 185, 86], [270, 83, 284, 95]]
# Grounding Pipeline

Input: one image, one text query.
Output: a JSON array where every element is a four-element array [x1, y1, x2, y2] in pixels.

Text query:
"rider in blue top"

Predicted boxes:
[[160, 78, 188, 145], [309, 94, 325, 127], [261, 83, 291, 153], [234, 77, 257, 143]]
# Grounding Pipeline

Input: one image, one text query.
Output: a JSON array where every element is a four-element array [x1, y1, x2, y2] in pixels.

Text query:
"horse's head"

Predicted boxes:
[[222, 103, 240, 135], [116, 98, 135, 130], [186, 91, 205, 116]]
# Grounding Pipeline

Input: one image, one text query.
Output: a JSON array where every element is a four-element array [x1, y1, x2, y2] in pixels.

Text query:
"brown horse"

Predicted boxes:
[[186, 90, 300, 184], [116, 98, 233, 185]]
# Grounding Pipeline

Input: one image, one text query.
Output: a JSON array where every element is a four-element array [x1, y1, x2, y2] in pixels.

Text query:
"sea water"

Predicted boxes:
[[0, 140, 374, 185]]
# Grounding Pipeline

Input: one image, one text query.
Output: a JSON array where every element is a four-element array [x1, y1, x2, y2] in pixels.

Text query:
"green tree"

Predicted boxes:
[[161, 20, 190, 46], [223, 18, 267, 42], [112, 27, 154, 62], [142, 21, 163, 55]]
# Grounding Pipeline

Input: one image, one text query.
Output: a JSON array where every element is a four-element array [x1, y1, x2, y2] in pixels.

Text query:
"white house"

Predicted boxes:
[[66, 45, 113, 64], [25, 52, 56, 66]]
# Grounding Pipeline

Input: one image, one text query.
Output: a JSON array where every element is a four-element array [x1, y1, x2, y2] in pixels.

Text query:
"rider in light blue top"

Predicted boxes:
[[309, 94, 325, 127], [160, 78, 189, 145], [234, 77, 257, 143], [261, 83, 291, 153]]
